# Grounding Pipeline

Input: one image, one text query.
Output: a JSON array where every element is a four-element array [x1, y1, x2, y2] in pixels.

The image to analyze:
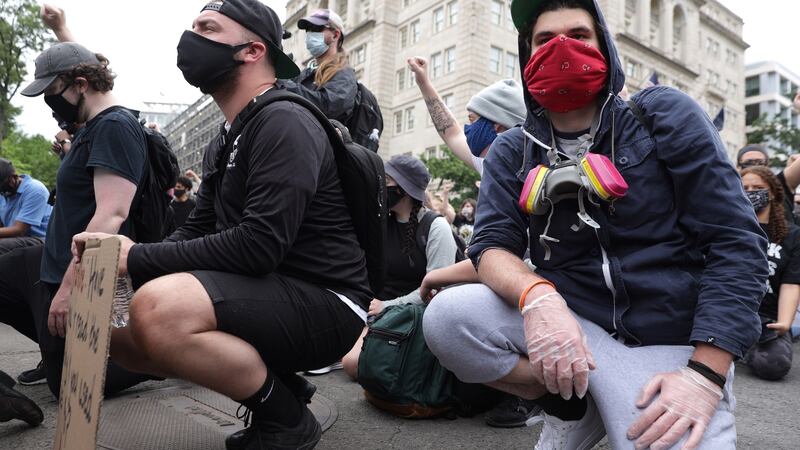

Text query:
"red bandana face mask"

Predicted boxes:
[[524, 35, 608, 113]]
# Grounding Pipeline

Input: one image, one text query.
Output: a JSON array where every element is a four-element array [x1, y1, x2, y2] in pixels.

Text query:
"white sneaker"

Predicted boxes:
[[304, 361, 344, 376], [534, 395, 606, 450]]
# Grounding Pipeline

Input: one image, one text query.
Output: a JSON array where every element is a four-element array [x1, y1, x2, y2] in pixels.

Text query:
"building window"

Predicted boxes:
[[433, 7, 445, 33], [445, 46, 456, 73], [745, 104, 760, 126], [408, 68, 417, 87], [625, 59, 639, 78], [442, 93, 454, 111], [745, 76, 759, 97], [505, 0, 515, 30], [431, 52, 443, 78], [410, 20, 421, 44], [672, 6, 685, 58], [491, 1, 503, 25], [403, 0, 414, 6], [505, 52, 517, 78], [352, 44, 367, 65], [394, 111, 404, 134], [406, 107, 415, 131], [489, 46, 502, 74], [625, 0, 636, 33], [399, 26, 408, 49], [650, 0, 661, 47], [396, 68, 406, 91], [448, 1, 458, 26], [425, 146, 437, 159]]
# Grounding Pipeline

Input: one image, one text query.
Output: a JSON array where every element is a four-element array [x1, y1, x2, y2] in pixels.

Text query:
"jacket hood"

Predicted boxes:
[[517, 0, 625, 136]]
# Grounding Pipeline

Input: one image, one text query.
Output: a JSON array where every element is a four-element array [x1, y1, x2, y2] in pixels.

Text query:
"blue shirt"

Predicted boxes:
[[0, 175, 51, 238]]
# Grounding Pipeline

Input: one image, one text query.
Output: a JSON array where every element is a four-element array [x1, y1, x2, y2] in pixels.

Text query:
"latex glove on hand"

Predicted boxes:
[[627, 367, 724, 450], [523, 292, 596, 400]]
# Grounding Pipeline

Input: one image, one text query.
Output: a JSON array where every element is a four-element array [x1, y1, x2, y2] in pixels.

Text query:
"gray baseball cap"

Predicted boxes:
[[384, 155, 431, 202], [21, 42, 101, 97]]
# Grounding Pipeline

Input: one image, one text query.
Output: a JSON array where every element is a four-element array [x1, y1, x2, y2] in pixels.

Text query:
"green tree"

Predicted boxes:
[[1, 129, 59, 189], [0, 0, 50, 143], [746, 114, 800, 166], [422, 145, 480, 206]]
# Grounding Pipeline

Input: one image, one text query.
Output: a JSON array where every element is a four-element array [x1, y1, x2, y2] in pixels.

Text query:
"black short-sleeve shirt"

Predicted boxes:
[[760, 224, 800, 319], [40, 107, 147, 284]]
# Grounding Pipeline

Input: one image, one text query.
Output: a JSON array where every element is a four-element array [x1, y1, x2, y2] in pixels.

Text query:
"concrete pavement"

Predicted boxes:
[[1, 323, 799, 449]]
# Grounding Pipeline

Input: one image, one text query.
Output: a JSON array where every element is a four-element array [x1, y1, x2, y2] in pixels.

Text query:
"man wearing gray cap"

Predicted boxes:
[[0, 40, 150, 398], [409, 57, 527, 177]]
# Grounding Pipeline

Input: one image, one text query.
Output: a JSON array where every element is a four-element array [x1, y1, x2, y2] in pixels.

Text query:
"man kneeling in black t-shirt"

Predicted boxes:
[[73, 1, 371, 449]]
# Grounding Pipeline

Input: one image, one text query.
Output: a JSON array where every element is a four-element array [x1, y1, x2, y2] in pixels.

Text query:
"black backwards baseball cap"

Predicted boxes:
[[510, 0, 597, 32], [21, 42, 101, 97], [201, 0, 300, 79]]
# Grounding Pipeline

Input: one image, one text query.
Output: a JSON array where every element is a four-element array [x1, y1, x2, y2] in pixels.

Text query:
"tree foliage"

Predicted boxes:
[[422, 146, 480, 206], [746, 114, 800, 166], [1, 130, 59, 189], [0, 0, 50, 143]]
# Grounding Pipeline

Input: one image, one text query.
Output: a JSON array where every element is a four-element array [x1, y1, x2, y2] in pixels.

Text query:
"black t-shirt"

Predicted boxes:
[[40, 108, 146, 284], [377, 215, 427, 300], [760, 224, 800, 319], [126, 93, 372, 309], [171, 197, 196, 229], [776, 171, 796, 225], [452, 215, 475, 244]]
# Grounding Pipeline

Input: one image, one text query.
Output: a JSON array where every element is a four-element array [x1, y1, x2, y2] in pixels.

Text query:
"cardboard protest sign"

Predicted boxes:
[[54, 237, 121, 450]]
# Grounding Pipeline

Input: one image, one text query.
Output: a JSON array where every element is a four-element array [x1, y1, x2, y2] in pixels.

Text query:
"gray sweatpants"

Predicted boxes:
[[423, 283, 736, 450]]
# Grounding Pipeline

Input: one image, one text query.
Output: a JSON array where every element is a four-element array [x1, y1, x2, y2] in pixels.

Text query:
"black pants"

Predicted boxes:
[[0, 236, 43, 257], [192, 270, 365, 373], [0, 245, 151, 398], [744, 331, 794, 381]]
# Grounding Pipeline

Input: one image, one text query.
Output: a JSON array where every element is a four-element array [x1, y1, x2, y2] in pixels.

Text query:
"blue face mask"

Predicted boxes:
[[305, 32, 329, 58], [464, 117, 498, 158]]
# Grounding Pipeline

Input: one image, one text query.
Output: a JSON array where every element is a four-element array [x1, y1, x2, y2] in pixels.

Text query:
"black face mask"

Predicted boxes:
[[173, 189, 186, 198], [45, 84, 83, 124], [386, 186, 405, 209], [177, 31, 250, 94]]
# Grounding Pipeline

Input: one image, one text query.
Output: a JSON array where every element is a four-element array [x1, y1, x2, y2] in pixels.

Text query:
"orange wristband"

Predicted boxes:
[[518, 279, 556, 312]]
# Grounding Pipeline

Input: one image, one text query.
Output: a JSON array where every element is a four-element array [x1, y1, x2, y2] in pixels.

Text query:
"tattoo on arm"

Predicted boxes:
[[424, 97, 455, 135]]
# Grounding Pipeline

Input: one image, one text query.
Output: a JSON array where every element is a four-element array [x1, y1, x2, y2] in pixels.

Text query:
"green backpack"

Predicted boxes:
[[357, 303, 500, 418]]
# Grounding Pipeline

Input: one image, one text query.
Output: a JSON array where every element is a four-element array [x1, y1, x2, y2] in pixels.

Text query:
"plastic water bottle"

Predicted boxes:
[[111, 276, 134, 328]]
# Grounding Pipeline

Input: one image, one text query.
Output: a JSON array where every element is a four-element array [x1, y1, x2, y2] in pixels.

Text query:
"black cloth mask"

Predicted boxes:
[[746, 189, 770, 212], [177, 31, 250, 94], [386, 186, 405, 209], [173, 189, 186, 198], [45, 84, 82, 124]]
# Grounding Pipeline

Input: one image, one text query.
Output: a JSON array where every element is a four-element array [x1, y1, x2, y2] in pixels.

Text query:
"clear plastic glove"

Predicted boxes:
[[627, 367, 724, 450], [523, 292, 596, 400]]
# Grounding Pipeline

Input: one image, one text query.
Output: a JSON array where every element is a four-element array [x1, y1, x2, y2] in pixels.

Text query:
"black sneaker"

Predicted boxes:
[[0, 370, 15, 388], [0, 382, 44, 426], [225, 405, 321, 450], [485, 395, 544, 428], [17, 360, 47, 386]]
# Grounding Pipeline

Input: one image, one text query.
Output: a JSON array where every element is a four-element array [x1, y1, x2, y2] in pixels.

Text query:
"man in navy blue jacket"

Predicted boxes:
[[423, 1, 766, 449]]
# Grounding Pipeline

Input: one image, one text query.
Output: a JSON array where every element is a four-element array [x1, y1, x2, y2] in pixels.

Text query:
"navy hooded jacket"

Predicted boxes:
[[468, 0, 767, 358]]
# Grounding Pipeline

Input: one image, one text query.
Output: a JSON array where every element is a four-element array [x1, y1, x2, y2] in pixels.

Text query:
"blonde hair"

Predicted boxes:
[[314, 51, 349, 86]]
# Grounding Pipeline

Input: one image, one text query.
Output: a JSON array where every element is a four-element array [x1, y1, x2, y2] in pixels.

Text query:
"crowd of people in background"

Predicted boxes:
[[1, 1, 799, 450]]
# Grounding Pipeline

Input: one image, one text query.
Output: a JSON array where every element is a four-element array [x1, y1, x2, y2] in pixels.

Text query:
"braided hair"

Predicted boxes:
[[742, 166, 787, 244], [401, 200, 424, 255]]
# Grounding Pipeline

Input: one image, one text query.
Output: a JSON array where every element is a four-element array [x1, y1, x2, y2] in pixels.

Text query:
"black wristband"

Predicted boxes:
[[687, 360, 726, 390]]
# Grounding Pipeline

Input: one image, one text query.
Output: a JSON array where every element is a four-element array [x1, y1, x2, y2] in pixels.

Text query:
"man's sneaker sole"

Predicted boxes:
[[304, 362, 344, 376], [17, 378, 47, 386]]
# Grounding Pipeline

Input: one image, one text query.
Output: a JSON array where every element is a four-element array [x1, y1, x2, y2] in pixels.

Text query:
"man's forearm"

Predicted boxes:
[[776, 284, 800, 327], [477, 248, 555, 308], [691, 343, 734, 376], [0, 223, 30, 238]]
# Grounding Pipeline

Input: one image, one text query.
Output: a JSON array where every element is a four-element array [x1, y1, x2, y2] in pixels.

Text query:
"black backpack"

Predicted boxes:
[[84, 107, 179, 243], [224, 89, 388, 294], [416, 211, 467, 263], [131, 125, 180, 243], [347, 83, 383, 152]]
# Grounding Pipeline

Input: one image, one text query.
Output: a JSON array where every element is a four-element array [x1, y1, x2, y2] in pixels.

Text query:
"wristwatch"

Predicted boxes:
[[58, 139, 71, 145]]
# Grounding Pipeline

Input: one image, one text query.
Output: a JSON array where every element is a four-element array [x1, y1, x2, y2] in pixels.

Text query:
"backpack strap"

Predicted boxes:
[[416, 211, 440, 254], [626, 99, 654, 138]]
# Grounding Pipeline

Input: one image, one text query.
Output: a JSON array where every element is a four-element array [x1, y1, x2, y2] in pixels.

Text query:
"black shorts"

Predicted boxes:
[[191, 270, 364, 373]]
